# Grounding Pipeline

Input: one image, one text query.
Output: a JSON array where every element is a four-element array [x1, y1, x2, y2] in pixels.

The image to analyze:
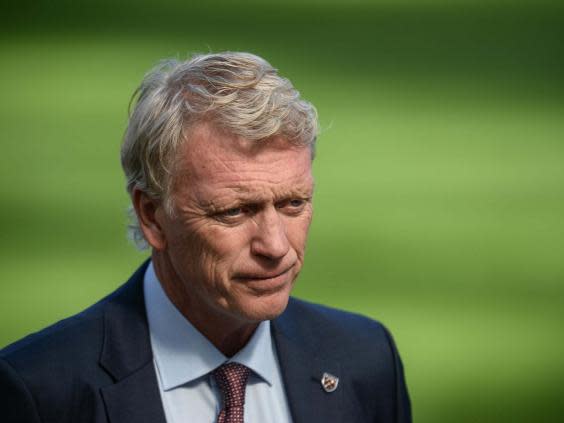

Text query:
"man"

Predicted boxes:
[[1, 52, 411, 422]]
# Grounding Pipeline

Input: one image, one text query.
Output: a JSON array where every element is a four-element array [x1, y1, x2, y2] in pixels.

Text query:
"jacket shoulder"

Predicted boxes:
[[278, 297, 411, 422], [0, 263, 148, 387], [0, 262, 148, 367], [0, 299, 110, 421], [1, 298, 106, 367], [0, 264, 149, 421], [282, 297, 393, 351]]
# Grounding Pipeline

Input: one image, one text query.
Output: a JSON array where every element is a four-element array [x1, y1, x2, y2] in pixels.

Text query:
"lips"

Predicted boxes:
[[233, 265, 295, 293], [236, 267, 292, 280]]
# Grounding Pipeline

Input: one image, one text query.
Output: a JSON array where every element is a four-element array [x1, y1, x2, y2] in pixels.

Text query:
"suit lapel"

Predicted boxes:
[[100, 362, 166, 423], [272, 304, 346, 423], [98, 262, 167, 423]]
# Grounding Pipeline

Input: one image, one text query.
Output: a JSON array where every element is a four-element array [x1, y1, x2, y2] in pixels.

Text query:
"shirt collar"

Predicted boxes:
[[143, 261, 276, 391]]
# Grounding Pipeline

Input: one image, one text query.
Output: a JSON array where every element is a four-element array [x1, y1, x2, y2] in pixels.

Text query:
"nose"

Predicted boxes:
[[251, 206, 290, 260]]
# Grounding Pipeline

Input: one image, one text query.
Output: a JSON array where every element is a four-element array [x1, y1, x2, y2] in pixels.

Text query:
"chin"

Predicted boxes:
[[237, 290, 292, 323]]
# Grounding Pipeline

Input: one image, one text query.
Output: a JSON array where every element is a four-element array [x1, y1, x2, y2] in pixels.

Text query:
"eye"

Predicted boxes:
[[278, 198, 309, 215], [213, 205, 251, 223], [224, 207, 243, 217], [289, 199, 305, 207]]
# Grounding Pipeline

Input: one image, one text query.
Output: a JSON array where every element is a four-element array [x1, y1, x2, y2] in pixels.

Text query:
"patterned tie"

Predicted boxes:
[[213, 362, 251, 423]]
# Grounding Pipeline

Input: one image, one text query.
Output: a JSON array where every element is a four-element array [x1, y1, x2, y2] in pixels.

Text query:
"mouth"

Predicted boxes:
[[233, 265, 295, 293]]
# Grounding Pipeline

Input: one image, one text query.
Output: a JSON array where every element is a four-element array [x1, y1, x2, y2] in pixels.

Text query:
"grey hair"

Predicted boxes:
[[120, 51, 318, 249]]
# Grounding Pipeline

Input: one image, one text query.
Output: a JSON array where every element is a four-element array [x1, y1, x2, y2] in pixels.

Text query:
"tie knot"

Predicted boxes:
[[213, 362, 251, 408]]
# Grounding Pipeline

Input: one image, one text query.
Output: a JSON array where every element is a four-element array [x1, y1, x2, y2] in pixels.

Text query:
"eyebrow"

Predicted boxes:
[[231, 183, 314, 200], [201, 183, 314, 211]]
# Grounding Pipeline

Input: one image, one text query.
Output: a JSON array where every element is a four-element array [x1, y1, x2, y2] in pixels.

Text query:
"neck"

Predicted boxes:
[[151, 252, 258, 357]]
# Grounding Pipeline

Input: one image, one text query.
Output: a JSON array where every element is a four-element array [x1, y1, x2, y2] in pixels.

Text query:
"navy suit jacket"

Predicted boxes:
[[1, 263, 411, 422]]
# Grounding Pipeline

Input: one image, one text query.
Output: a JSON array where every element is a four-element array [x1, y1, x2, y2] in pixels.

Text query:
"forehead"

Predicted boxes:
[[172, 124, 313, 199]]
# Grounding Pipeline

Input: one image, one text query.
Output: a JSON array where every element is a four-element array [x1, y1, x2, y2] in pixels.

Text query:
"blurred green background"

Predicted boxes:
[[2, 0, 563, 421]]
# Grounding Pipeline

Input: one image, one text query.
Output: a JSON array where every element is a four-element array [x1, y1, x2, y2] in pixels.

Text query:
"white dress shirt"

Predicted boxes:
[[143, 262, 294, 423]]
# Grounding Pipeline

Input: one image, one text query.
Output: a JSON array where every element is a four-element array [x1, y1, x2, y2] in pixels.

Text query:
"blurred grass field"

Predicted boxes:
[[1, 1, 564, 422]]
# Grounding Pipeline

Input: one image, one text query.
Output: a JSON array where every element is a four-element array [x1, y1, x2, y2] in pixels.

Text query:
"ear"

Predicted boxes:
[[132, 188, 168, 251]]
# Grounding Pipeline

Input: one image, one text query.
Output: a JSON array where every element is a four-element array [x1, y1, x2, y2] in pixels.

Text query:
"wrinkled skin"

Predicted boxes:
[[134, 123, 314, 355]]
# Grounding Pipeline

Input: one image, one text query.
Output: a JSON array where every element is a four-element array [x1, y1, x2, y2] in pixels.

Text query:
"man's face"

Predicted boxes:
[[155, 123, 314, 325]]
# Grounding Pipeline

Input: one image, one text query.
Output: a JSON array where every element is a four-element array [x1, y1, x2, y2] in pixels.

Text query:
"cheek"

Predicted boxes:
[[197, 225, 250, 274], [165, 221, 221, 279], [286, 214, 313, 255]]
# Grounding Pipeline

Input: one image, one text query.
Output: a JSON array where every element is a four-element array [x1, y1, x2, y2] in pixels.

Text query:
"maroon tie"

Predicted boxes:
[[213, 362, 251, 423]]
